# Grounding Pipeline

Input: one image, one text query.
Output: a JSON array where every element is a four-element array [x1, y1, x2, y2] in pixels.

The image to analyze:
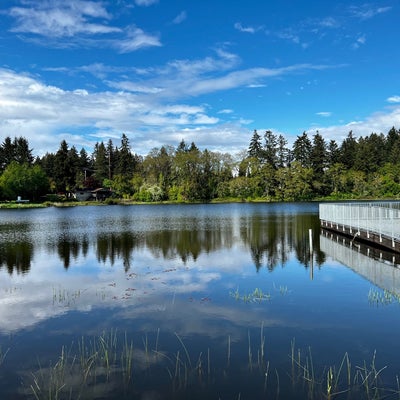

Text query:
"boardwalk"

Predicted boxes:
[[319, 202, 400, 253]]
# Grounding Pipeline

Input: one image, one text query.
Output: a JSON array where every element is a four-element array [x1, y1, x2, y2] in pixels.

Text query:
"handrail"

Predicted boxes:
[[319, 202, 400, 241]]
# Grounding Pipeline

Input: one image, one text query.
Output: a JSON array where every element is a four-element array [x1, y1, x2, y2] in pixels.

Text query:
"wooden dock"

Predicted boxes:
[[319, 202, 400, 253]]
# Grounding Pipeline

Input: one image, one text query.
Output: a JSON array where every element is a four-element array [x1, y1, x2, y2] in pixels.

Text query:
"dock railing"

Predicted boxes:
[[319, 202, 400, 241]]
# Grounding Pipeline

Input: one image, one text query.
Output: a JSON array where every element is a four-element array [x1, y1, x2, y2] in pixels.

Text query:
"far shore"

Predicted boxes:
[[1, 196, 399, 209]]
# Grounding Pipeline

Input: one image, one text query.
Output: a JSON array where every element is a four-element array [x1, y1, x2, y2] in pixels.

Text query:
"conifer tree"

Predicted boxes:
[[310, 132, 326, 179], [277, 134, 289, 168], [248, 129, 263, 160], [263, 130, 278, 169], [292, 132, 312, 168], [339, 131, 357, 169]]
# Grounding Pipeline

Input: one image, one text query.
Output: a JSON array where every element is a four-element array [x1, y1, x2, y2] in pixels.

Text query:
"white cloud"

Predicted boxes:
[[316, 112, 332, 117], [0, 67, 235, 155], [108, 80, 164, 94], [9, 0, 119, 37], [234, 22, 256, 34], [172, 11, 187, 25], [193, 114, 219, 124], [352, 34, 366, 49], [6, 1, 161, 53], [387, 96, 400, 104], [0, 54, 384, 159], [153, 63, 330, 98], [307, 106, 400, 144], [275, 30, 300, 44], [349, 5, 392, 20], [317, 17, 340, 28], [134, 0, 158, 6], [115, 26, 161, 53]]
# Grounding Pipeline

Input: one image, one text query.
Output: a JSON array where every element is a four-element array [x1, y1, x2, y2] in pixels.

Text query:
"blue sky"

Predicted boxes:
[[0, 0, 399, 157]]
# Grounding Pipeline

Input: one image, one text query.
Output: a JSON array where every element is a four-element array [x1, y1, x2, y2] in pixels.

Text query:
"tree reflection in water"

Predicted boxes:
[[0, 208, 325, 275]]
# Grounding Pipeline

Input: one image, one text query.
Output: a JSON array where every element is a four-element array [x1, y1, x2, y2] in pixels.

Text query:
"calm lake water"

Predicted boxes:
[[1, 202, 400, 399]]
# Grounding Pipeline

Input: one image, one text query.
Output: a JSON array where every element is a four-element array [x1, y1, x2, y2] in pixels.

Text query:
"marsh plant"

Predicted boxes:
[[52, 286, 84, 307], [0, 346, 9, 367], [230, 284, 289, 303], [23, 329, 400, 400], [368, 288, 400, 306], [289, 340, 394, 400]]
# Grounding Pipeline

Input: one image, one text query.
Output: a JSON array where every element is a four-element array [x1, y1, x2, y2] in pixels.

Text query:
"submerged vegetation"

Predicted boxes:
[[368, 288, 400, 306], [12, 329, 399, 400], [2, 127, 400, 204], [229, 285, 289, 303]]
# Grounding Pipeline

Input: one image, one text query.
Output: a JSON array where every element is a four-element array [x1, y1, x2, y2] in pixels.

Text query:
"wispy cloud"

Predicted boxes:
[[109, 49, 332, 98], [234, 22, 259, 34], [349, 5, 392, 20], [387, 96, 400, 103], [316, 17, 340, 28], [308, 106, 400, 145], [260, 4, 391, 50], [172, 11, 187, 25], [134, 0, 158, 6], [115, 26, 161, 53], [6, 0, 161, 52], [0, 54, 339, 157], [9, 0, 119, 37], [352, 34, 366, 49], [316, 112, 332, 117]]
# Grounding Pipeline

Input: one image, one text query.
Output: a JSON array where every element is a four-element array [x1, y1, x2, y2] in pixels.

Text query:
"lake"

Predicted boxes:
[[0, 202, 400, 399]]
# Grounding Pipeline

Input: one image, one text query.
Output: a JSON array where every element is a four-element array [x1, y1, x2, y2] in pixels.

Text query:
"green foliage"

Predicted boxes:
[[106, 174, 136, 198], [134, 184, 164, 202], [275, 162, 314, 201], [0, 162, 49, 201], [3, 127, 400, 203]]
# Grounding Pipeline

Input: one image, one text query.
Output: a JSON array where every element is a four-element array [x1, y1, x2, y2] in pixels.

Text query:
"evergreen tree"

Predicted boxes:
[[189, 142, 199, 153], [13, 137, 33, 165], [263, 130, 278, 169], [386, 127, 400, 154], [0, 137, 14, 172], [38, 152, 56, 184], [177, 139, 188, 153], [354, 133, 386, 174], [339, 131, 357, 169], [310, 132, 327, 195], [248, 129, 263, 160], [67, 146, 80, 189], [390, 139, 400, 165], [79, 148, 91, 171], [310, 132, 326, 179], [54, 140, 70, 192], [385, 127, 400, 164], [327, 139, 340, 167], [75, 148, 91, 188], [106, 139, 115, 180], [93, 142, 108, 185], [292, 132, 312, 168], [0, 136, 33, 171], [115, 134, 135, 176], [277, 134, 289, 168]]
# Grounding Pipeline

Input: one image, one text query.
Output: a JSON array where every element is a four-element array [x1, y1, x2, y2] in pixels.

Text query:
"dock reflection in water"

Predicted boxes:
[[320, 228, 400, 295]]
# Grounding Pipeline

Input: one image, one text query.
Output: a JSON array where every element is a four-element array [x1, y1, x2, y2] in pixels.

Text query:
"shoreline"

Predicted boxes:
[[1, 196, 399, 209]]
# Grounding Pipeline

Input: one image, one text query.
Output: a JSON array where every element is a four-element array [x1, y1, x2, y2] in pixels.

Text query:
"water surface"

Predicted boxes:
[[0, 203, 399, 399]]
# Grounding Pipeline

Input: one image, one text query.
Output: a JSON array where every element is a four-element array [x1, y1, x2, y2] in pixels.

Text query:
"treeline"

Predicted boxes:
[[1, 127, 400, 202]]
